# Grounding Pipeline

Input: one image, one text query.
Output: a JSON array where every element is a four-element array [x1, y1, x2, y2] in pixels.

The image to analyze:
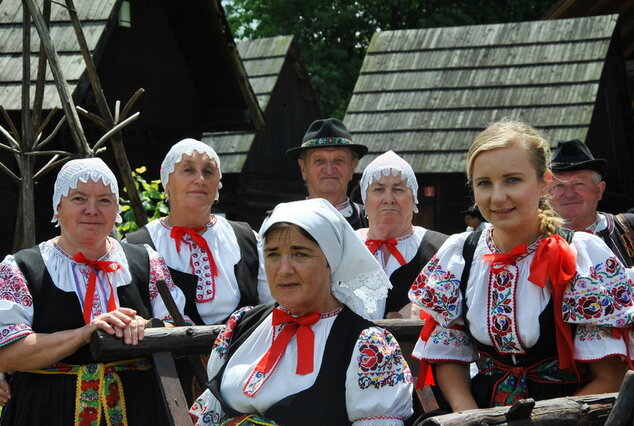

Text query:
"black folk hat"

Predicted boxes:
[[551, 139, 608, 175], [286, 118, 368, 160]]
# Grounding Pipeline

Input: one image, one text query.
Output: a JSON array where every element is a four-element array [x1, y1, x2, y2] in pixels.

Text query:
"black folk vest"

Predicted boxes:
[[207, 303, 373, 426], [12, 242, 152, 365], [125, 220, 260, 324]]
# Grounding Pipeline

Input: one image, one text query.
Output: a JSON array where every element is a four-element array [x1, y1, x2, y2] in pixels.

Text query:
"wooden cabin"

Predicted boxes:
[[344, 14, 634, 235], [0, 0, 263, 255], [202, 35, 323, 229]]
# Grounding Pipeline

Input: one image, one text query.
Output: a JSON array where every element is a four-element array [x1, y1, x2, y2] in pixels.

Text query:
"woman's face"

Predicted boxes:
[[57, 180, 118, 247], [365, 173, 414, 229], [472, 145, 548, 237], [264, 226, 337, 316], [166, 152, 220, 212]]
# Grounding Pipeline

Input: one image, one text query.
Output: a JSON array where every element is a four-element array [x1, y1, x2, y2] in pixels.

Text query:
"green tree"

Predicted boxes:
[[224, 0, 553, 118]]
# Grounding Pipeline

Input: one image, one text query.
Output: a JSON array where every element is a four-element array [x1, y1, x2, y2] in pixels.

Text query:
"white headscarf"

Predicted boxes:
[[260, 198, 391, 320], [51, 157, 121, 224], [160, 138, 222, 200], [360, 150, 419, 213]]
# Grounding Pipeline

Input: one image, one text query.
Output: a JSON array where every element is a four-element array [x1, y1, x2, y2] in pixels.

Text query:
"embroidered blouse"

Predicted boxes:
[[0, 238, 188, 347], [189, 307, 413, 426], [408, 228, 634, 364], [140, 217, 272, 324]]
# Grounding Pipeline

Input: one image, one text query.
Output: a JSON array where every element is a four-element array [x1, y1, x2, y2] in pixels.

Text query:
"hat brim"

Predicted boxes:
[[286, 144, 368, 160], [551, 158, 608, 175]]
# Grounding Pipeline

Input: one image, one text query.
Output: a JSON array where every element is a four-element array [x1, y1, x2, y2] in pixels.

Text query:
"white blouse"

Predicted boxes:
[[189, 307, 413, 425], [0, 238, 187, 347], [409, 228, 634, 364], [141, 217, 272, 324], [356, 226, 428, 317]]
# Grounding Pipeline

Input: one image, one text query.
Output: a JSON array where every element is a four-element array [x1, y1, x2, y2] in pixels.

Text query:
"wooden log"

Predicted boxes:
[[605, 370, 634, 426], [91, 319, 424, 361], [91, 325, 224, 362], [419, 393, 617, 426]]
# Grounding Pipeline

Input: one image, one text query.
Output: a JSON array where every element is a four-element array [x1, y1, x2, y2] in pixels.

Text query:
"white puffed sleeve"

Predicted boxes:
[[345, 327, 413, 425], [0, 255, 34, 347], [562, 232, 634, 362], [408, 232, 478, 363]]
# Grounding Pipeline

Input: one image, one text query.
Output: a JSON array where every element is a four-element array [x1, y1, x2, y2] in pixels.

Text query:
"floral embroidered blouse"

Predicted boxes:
[[408, 228, 634, 364], [189, 306, 414, 426], [0, 238, 188, 347], [137, 217, 272, 324]]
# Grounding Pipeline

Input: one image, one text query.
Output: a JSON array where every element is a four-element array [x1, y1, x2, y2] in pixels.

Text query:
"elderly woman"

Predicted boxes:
[[356, 151, 447, 319], [409, 119, 633, 413], [125, 138, 272, 325], [0, 158, 187, 425], [189, 198, 413, 425]]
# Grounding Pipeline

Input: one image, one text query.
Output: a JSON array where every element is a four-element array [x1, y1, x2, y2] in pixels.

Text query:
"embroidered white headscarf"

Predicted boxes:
[[51, 157, 122, 224], [160, 138, 222, 201], [260, 198, 391, 320], [360, 150, 419, 213]]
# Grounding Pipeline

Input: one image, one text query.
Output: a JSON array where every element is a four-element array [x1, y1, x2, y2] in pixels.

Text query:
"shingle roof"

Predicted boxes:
[[0, 0, 118, 110], [344, 14, 618, 173], [204, 35, 294, 173]]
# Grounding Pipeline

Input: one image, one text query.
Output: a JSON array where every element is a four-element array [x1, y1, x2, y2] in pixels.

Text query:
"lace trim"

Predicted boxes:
[[332, 270, 391, 320]]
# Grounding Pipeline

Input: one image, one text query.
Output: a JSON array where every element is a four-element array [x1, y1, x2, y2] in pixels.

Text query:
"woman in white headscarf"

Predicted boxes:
[[357, 151, 448, 319], [189, 198, 413, 426], [125, 138, 272, 326], [0, 158, 187, 425]]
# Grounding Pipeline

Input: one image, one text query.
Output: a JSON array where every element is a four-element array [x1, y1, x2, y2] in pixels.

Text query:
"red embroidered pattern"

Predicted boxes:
[[148, 255, 177, 302], [487, 264, 524, 354], [0, 323, 32, 347], [357, 329, 412, 390], [0, 262, 32, 307]]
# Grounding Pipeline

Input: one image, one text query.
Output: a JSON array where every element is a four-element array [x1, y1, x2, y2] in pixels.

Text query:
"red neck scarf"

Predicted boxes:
[[365, 238, 407, 266], [254, 308, 321, 377], [170, 226, 218, 299], [73, 252, 121, 324], [528, 234, 577, 371], [483, 243, 527, 273]]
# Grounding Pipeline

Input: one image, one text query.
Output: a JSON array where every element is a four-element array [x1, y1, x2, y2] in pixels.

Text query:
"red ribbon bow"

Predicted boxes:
[[254, 308, 321, 377], [365, 238, 407, 266], [73, 252, 121, 324], [170, 226, 218, 301], [483, 243, 527, 273], [528, 234, 577, 371]]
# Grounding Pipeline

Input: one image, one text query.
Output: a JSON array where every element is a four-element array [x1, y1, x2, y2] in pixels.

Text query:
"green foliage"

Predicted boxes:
[[117, 166, 169, 237], [224, 0, 553, 118]]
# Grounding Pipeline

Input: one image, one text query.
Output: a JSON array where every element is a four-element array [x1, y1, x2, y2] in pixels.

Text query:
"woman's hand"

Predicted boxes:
[[0, 373, 10, 406], [83, 307, 149, 345]]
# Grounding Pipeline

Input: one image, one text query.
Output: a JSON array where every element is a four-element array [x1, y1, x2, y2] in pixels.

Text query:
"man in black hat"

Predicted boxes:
[[551, 139, 634, 267], [287, 118, 368, 229]]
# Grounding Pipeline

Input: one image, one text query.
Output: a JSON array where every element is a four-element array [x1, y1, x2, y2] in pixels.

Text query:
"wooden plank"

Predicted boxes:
[[604, 370, 634, 426]]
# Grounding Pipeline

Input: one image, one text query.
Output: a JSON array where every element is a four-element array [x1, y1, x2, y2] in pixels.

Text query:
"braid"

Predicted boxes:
[[538, 196, 564, 237]]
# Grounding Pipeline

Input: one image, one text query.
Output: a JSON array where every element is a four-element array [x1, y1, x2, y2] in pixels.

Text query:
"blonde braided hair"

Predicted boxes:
[[466, 118, 563, 237]]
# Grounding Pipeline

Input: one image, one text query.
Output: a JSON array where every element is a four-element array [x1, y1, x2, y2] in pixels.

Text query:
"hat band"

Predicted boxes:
[[301, 137, 352, 148]]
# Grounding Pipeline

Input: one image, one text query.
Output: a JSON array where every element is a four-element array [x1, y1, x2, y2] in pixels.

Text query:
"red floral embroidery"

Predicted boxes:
[[148, 255, 177, 301], [0, 262, 32, 307]]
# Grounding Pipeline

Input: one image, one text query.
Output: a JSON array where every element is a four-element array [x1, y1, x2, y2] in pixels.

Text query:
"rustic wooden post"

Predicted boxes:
[[65, 0, 148, 227], [23, 0, 90, 156], [605, 370, 634, 426]]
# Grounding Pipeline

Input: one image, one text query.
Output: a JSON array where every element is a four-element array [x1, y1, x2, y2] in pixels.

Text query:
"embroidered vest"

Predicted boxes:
[[386, 230, 448, 314], [125, 220, 259, 324], [12, 242, 152, 365], [597, 212, 634, 268], [207, 303, 373, 425]]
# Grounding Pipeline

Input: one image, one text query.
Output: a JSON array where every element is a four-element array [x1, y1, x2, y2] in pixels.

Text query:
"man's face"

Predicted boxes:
[[551, 169, 605, 226], [298, 148, 358, 201]]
